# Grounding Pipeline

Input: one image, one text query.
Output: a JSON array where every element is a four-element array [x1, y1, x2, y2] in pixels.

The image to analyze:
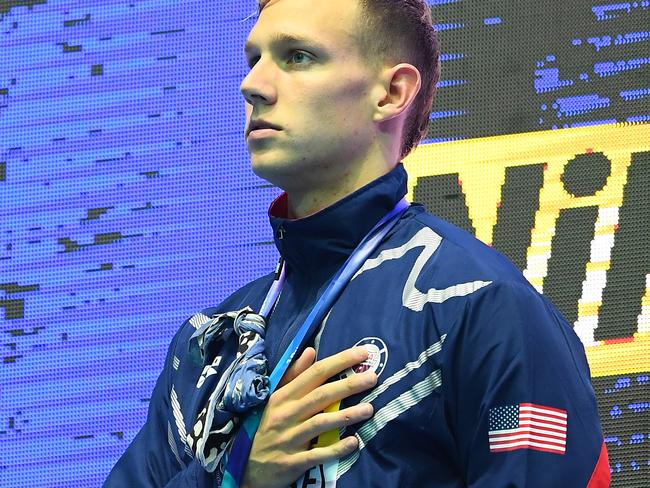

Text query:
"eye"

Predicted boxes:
[[287, 50, 314, 66], [246, 55, 260, 69]]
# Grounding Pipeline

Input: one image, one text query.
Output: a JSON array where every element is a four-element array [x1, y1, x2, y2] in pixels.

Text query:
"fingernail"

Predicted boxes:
[[354, 346, 368, 357], [346, 436, 358, 449], [364, 372, 377, 385], [361, 403, 373, 415]]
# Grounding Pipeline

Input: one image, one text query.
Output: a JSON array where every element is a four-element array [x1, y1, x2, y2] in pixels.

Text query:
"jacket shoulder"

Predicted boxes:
[[405, 206, 528, 285]]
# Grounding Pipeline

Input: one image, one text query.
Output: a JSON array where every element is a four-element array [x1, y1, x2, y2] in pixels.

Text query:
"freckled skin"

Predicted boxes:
[[240, 0, 414, 218]]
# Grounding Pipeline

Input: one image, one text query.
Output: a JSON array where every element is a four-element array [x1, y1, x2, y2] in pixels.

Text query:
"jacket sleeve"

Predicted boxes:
[[104, 329, 187, 487], [442, 280, 610, 487]]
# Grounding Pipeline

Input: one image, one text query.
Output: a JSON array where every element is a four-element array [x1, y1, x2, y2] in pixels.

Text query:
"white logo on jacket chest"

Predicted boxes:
[[340, 337, 388, 379]]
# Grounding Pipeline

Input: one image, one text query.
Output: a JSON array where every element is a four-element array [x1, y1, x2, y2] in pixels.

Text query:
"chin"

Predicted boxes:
[[253, 159, 319, 194], [250, 156, 291, 187]]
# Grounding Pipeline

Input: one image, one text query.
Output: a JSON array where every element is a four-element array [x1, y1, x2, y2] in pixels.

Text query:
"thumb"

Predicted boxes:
[[277, 346, 316, 389]]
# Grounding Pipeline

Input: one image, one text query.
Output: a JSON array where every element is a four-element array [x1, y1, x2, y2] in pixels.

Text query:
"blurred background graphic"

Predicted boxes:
[[1, 1, 648, 486]]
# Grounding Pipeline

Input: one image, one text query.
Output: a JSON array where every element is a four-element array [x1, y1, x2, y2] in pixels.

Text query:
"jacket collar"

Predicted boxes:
[[268, 164, 408, 281]]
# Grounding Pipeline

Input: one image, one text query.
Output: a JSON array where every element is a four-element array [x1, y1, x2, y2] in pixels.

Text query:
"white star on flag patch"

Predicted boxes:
[[488, 403, 567, 454]]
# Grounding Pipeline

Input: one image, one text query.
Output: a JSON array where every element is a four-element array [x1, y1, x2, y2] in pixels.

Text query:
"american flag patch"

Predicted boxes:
[[488, 403, 567, 454]]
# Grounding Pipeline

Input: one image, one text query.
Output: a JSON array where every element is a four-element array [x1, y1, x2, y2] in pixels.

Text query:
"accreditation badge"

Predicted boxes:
[[291, 400, 341, 488]]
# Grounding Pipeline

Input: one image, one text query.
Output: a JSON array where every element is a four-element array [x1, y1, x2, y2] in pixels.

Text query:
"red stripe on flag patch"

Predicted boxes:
[[488, 403, 567, 454]]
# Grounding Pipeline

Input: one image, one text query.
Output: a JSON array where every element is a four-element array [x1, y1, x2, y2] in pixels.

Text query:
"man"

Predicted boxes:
[[105, 0, 611, 486]]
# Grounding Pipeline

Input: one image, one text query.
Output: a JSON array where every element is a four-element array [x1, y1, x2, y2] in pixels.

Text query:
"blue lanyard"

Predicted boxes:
[[258, 256, 287, 318], [220, 197, 409, 487]]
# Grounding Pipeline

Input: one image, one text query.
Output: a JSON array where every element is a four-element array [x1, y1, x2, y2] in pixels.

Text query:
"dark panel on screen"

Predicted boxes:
[[413, 173, 476, 235], [428, 1, 649, 142], [492, 163, 545, 271], [598, 151, 650, 341], [544, 206, 599, 326], [592, 374, 650, 487]]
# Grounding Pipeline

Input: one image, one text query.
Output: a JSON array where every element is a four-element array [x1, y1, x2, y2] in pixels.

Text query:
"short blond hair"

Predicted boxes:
[[257, 0, 272, 11], [357, 0, 440, 158]]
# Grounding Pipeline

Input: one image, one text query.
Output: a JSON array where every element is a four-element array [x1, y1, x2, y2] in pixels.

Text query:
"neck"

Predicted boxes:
[[286, 184, 360, 219], [285, 160, 397, 219], [272, 134, 403, 218]]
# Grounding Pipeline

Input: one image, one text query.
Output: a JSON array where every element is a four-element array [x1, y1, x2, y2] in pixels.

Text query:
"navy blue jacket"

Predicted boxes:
[[105, 164, 610, 487]]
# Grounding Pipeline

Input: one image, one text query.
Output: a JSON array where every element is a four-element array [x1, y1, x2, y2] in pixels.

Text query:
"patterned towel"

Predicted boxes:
[[187, 308, 270, 472]]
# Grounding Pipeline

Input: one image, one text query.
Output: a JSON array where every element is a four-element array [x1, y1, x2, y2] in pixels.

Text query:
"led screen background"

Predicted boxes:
[[1, 1, 648, 486]]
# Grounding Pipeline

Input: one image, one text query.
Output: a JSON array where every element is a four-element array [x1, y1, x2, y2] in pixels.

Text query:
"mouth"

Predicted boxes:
[[246, 119, 282, 138]]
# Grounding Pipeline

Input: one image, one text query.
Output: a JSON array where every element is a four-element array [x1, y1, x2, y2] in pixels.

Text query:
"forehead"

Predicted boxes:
[[247, 0, 361, 49]]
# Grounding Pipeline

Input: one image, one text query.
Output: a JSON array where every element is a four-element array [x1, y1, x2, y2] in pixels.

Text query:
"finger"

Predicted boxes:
[[293, 436, 359, 473], [292, 403, 374, 447], [294, 371, 377, 420], [280, 346, 370, 398], [278, 347, 316, 389]]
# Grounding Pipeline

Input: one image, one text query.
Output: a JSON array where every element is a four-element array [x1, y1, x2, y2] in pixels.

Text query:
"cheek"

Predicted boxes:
[[332, 75, 368, 101], [317, 81, 370, 121], [283, 72, 372, 137], [244, 104, 253, 124]]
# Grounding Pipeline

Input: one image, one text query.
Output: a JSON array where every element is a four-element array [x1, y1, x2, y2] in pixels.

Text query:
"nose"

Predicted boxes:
[[240, 59, 277, 107]]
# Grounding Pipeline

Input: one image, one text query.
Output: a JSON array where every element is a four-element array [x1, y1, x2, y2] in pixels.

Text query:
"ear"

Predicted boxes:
[[372, 63, 421, 123]]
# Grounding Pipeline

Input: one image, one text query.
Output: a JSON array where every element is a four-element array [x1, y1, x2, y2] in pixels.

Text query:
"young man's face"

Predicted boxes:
[[241, 0, 380, 193]]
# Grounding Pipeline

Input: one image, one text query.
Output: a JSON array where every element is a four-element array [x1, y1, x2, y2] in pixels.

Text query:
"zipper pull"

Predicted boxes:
[[274, 257, 285, 280]]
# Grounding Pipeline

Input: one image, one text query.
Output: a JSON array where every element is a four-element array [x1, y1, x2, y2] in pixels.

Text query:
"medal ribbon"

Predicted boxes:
[[220, 198, 409, 487]]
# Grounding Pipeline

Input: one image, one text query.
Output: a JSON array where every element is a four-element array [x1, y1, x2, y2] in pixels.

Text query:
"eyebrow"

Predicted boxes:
[[244, 33, 324, 55]]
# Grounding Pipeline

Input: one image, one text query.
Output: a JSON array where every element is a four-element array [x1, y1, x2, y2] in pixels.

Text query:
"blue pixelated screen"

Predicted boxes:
[[1, 1, 648, 486]]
